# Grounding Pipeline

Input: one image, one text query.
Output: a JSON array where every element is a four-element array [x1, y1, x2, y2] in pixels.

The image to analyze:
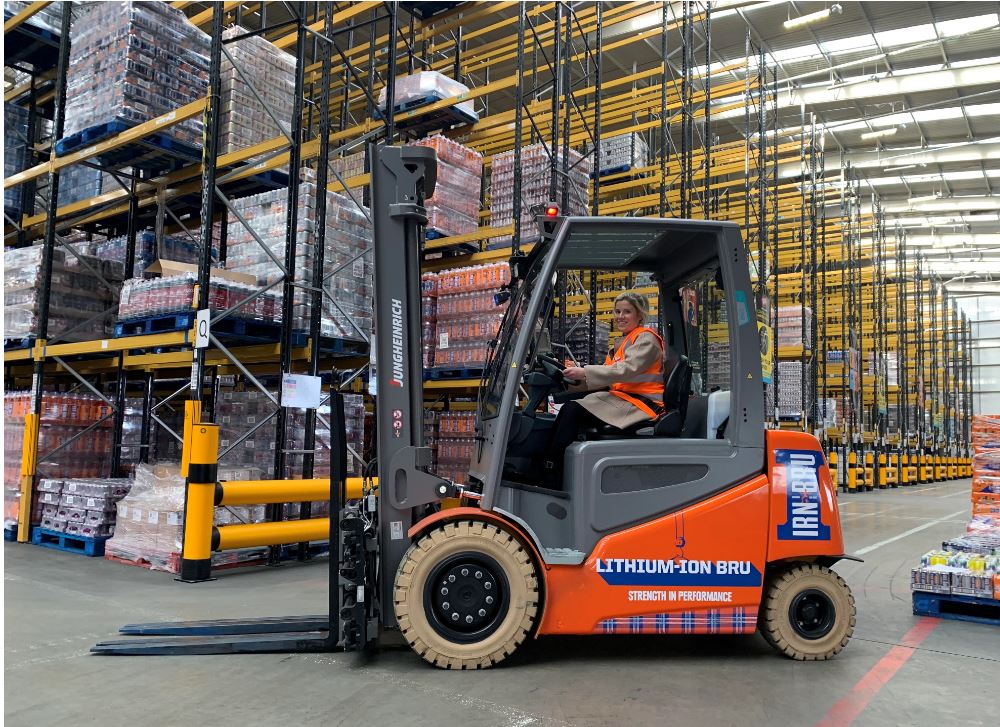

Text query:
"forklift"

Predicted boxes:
[[93, 145, 857, 668]]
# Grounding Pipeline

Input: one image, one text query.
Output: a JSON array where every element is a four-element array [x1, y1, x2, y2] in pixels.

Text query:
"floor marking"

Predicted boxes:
[[814, 617, 940, 727], [852, 509, 969, 556]]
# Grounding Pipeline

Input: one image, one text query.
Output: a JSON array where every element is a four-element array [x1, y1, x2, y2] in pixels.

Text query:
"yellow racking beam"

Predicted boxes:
[[4, 1, 50, 33]]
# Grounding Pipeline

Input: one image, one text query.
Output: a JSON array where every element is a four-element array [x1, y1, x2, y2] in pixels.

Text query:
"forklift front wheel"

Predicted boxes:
[[760, 563, 856, 661], [394, 520, 540, 669]]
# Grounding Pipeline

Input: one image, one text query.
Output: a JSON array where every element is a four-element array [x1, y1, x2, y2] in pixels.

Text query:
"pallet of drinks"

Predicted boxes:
[[910, 414, 1000, 625]]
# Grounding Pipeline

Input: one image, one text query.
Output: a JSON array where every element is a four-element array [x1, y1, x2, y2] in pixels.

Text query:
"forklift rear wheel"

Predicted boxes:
[[394, 520, 540, 669], [761, 563, 855, 661]]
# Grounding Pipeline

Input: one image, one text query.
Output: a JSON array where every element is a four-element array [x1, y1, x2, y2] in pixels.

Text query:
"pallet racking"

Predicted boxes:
[[3, 1, 974, 548]]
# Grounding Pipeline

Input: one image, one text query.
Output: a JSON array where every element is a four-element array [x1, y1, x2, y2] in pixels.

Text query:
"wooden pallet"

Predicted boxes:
[[426, 366, 485, 381], [31, 527, 109, 557], [912, 590, 1000, 626]]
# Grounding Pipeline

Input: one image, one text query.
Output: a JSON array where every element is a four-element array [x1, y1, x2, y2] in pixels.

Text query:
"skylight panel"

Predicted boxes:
[[875, 24, 937, 47], [936, 13, 999, 38], [821, 34, 876, 54]]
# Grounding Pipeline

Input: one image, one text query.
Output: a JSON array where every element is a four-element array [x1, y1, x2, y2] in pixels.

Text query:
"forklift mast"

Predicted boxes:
[[370, 145, 453, 624]]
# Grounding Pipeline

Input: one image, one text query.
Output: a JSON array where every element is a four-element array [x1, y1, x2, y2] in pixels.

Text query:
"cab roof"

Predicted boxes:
[[552, 216, 740, 278]]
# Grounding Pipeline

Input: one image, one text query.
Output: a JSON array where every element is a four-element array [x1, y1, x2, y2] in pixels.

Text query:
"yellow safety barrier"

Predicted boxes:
[[935, 456, 946, 482], [214, 518, 331, 551], [887, 454, 898, 486], [901, 454, 911, 485], [948, 458, 957, 480], [177, 409, 379, 581], [877, 453, 888, 489], [216, 477, 370, 506], [828, 451, 839, 490], [920, 455, 933, 483], [847, 451, 858, 492], [179, 423, 219, 582], [16, 412, 40, 542], [864, 451, 875, 491]]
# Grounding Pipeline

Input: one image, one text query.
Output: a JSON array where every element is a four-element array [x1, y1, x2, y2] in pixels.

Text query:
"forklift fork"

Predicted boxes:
[[92, 391, 355, 656]]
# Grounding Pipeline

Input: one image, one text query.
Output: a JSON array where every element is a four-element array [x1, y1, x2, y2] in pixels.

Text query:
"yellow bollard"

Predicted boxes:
[[948, 457, 957, 480], [878, 453, 888, 489], [829, 451, 840, 491], [887, 453, 899, 487], [864, 451, 875, 491], [847, 451, 858, 492], [179, 423, 219, 582], [935, 455, 946, 482]]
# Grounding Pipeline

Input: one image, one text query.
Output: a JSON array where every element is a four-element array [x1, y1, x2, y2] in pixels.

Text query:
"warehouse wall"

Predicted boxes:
[[959, 296, 1000, 415]]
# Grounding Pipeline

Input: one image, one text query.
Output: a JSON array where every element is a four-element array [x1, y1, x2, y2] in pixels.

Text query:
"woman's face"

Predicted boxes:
[[613, 300, 642, 335]]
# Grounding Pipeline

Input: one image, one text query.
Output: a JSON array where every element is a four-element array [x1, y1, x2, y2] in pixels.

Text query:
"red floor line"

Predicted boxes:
[[813, 617, 941, 727]]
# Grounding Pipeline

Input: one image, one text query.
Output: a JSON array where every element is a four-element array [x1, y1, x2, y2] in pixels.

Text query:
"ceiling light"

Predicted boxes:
[[784, 3, 843, 30], [860, 127, 899, 140]]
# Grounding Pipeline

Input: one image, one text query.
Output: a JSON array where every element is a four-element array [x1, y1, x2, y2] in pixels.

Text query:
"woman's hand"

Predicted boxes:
[[563, 366, 587, 383]]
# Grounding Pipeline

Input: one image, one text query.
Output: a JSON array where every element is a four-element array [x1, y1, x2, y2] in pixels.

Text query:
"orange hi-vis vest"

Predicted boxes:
[[605, 326, 665, 419]]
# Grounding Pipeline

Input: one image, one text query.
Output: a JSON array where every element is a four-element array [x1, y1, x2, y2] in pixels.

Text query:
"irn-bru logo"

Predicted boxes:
[[775, 449, 831, 541]]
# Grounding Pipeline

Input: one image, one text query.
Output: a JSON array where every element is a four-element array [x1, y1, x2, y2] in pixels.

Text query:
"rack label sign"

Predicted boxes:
[[195, 309, 210, 348]]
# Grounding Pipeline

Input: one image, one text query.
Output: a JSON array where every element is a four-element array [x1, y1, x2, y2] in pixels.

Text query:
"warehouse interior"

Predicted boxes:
[[4, 1, 1000, 725]]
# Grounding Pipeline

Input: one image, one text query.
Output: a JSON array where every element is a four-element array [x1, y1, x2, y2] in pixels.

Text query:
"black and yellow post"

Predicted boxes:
[[828, 450, 839, 491], [847, 450, 858, 492], [179, 423, 219, 582], [888, 452, 899, 487], [901, 453, 910, 485], [877, 452, 888, 489], [864, 451, 875, 491]]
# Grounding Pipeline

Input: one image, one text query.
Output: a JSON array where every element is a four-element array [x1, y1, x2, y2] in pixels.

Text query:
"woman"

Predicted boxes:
[[541, 291, 665, 484]]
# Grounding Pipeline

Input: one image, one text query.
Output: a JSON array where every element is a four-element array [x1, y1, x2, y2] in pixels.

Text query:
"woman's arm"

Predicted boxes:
[[581, 332, 663, 389]]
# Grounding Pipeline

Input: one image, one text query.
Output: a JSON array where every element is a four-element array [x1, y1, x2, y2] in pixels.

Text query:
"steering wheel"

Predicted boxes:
[[534, 353, 568, 390]]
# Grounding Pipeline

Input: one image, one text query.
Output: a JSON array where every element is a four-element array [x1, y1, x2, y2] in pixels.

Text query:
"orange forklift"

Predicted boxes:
[[94, 146, 857, 668]]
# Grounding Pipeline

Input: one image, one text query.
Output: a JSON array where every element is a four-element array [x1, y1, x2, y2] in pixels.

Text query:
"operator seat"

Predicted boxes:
[[589, 355, 692, 439]]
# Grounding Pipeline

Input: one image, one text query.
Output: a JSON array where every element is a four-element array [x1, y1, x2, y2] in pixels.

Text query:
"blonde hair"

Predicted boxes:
[[613, 291, 650, 322]]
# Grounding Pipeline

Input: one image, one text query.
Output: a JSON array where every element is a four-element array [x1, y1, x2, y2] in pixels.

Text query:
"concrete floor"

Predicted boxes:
[[5, 478, 1000, 727]]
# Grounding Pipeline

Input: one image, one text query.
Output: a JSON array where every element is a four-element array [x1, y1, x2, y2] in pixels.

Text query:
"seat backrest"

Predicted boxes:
[[664, 355, 691, 417], [681, 394, 708, 438], [653, 356, 691, 437]]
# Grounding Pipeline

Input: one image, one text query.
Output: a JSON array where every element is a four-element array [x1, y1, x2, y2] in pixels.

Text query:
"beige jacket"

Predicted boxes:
[[568, 331, 665, 430]]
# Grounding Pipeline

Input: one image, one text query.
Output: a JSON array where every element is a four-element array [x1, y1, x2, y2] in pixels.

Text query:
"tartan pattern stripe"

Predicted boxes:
[[595, 608, 756, 634]]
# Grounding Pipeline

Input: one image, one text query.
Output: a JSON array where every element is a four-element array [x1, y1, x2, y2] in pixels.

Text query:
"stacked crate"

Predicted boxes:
[[409, 135, 483, 237], [4, 103, 29, 213], [37, 478, 131, 539], [777, 361, 811, 421], [436, 411, 477, 485], [378, 70, 478, 121], [63, 1, 210, 147], [118, 397, 145, 476], [489, 143, 591, 248], [98, 228, 210, 278], [910, 415, 1000, 601], [431, 262, 510, 374], [224, 175, 373, 340], [118, 273, 280, 323], [776, 306, 812, 352], [219, 25, 295, 158], [589, 131, 649, 175], [4, 392, 115, 531], [104, 463, 269, 573], [556, 317, 611, 366], [215, 390, 366, 480], [5, 0, 65, 32], [4, 246, 123, 343], [421, 272, 439, 369]]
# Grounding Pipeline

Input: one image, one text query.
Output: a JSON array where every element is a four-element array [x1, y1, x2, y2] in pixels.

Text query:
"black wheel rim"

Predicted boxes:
[[423, 551, 510, 644], [789, 588, 836, 640]]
